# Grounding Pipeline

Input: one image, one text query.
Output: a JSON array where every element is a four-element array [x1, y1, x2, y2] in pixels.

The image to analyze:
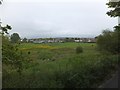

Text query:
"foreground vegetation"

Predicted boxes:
[[1, 0, 120, 88], [3, 42, 119, 88]]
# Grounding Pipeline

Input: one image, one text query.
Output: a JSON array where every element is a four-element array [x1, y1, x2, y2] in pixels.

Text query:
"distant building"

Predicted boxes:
[[74, 40, 80, 42], [28, 37, 96, 43], [74, 38, 96, 43]]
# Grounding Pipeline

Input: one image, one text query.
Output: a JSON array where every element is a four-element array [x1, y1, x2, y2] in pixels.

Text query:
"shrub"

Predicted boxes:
[[76, 46, 83, 54], [96, 29, 120, 54], [2, 36, 24, 75]]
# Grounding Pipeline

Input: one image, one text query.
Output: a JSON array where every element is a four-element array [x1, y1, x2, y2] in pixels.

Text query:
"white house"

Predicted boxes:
[[74, 40, 80, 42]]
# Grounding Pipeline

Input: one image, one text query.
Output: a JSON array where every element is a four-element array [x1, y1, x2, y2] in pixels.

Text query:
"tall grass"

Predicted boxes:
[[3, 43, 119, 88]]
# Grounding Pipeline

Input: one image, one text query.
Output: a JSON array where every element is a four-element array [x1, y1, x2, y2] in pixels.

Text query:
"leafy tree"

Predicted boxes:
[[97, 29, 117, 53], [65, 38, 74, 42], [106, 0, 120, 53], [106, 1, 120, 17], [2, 36, 23, 73], [106, 1, 120, 29], [0, 24, 12, 35], [0, 24, 22, 72], [0, 0, 3, 4], [10, 33, 21, 43], [1, 0, 23, 75], [22, 38, 28, 43], [97, 0, 120, 54], [0, 22, 22, 75]]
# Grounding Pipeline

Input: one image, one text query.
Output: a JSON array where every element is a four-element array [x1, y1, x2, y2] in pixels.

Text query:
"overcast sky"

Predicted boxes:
[[0, 0, 118, 38]]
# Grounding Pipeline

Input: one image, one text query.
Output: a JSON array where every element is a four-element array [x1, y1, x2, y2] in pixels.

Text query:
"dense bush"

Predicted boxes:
[[96, 28, 120, 54], [2, 35, 24, 75], [76, 46, 83, 54], [63, 55, 119, 88]]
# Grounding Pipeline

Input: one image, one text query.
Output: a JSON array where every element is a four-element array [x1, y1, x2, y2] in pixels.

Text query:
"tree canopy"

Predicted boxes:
[[10, 33, 21, 43], [96, 1, 120, 54], [22, 38, 28, 43], [0, 0, 3, 4], [0, 25, 12, 35], [106, 1, 120, 17]]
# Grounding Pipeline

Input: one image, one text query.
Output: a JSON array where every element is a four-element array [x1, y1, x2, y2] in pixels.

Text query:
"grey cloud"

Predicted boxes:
[[0, 1, 117, 38]]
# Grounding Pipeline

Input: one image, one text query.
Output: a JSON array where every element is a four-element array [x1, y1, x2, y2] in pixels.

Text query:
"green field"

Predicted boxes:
[[3, 42, 118, 88]]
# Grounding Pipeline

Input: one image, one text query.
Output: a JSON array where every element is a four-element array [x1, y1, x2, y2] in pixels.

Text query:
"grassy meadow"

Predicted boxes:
[[3, 42, 119, 88]]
